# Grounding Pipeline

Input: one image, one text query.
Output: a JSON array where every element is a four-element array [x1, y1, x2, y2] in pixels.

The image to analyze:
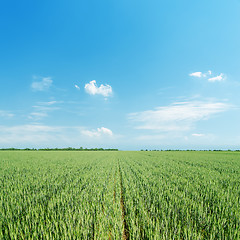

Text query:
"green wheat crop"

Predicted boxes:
[[0, 151, 239, 239]]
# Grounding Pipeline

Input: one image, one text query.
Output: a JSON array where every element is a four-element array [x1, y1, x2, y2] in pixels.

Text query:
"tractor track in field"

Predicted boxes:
[[118, 163, 129, 240]]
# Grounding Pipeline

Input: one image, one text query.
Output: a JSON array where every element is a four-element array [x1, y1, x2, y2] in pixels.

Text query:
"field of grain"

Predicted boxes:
[[0, 151, 240, 239]]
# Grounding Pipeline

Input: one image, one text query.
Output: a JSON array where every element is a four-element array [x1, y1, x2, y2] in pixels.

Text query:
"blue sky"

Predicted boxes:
[[1, 0, 240, 150]]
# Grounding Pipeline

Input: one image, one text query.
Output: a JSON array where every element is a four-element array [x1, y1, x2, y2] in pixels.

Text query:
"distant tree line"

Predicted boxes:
[[140, 149, 240, 152], [0, 147, 118, 151]]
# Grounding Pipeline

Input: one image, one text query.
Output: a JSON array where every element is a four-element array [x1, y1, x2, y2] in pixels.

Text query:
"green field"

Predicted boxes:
[[0, 151, 240, 239]]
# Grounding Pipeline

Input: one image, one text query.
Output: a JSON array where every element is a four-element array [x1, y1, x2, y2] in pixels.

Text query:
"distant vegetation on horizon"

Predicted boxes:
[[1, 148, 240, 151], [0, 147, 119, 151]]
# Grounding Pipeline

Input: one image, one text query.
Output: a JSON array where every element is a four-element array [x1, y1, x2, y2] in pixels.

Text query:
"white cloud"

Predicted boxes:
[[189, 70, 225, 82], [208, 73, 224, 82], [31, 77, 53, 91], [75, 84, 80, 90], [192, 133, 205, 137], [81, 127, 113, 137], [189, 72, 204, 78], [84, 80, 113, 97], [0, 110, 14, 118], [189, 70, 212, 78], [129, 101, 229, 132]]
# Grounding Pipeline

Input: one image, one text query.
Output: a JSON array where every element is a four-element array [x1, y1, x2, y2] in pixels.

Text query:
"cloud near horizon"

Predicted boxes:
[[0, 125, 63, 146], [84, 80, 113, 97], [0, 125, 114, 147], [129, 101, 230, 132]]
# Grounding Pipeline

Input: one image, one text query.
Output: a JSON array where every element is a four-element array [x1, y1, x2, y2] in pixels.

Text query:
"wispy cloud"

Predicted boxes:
[[192, 133, 205, 137], [0, 110, 14, 118], [28, 112, 48, 120], [208, 73, 224, 82], [31, 77, 53, 91], [75, 84, 80, 90], [37, 101, 59, 105], [29, 101, 61, 121], [129, 101, 230, 132], [84, 80, 113, 97], [32, 105, 60, 112], [81, 127, 113, 137]]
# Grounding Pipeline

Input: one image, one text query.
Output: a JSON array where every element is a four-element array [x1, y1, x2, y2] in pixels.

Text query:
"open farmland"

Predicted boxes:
[[0, 151, 240, 239]]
